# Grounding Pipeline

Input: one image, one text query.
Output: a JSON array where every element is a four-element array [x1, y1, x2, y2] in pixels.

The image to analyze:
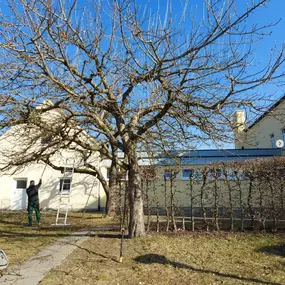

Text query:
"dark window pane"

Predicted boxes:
[[164, 170, 171, 179], [216, 169, 222, 177], [164, 170, 177, 180], [182, 169, 193, 178], [16, 180, 27, 189], [59, 179, 71, 192]]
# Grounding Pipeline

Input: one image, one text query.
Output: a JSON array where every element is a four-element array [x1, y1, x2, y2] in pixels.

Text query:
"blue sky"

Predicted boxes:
[[141, 0, 285, 149], [1, 0, 284, 150]]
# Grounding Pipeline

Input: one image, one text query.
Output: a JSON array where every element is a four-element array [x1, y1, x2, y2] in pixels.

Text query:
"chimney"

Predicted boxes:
[[232, 110, 246, 149], [232, 110, 245, 134]]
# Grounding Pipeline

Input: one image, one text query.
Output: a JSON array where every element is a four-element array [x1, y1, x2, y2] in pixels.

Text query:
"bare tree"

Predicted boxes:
[[0, 0, 284, 237]]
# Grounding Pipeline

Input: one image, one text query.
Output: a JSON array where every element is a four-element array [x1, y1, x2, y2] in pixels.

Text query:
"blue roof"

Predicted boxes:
[[139, 148, 281, 166]]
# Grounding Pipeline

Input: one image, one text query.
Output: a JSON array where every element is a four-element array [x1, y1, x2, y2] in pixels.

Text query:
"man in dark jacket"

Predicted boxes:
[[26, 178, 42, 226]]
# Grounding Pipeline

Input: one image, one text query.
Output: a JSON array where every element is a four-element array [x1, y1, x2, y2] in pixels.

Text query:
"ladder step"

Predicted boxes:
[[53, 159, 74, 226]]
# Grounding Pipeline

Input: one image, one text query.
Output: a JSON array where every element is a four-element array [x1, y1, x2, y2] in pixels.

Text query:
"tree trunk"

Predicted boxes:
[[106, 188, 117, 217], [201, 168, 209, 231], [127, 147, 146, 238], [106, 152, 119, 217]]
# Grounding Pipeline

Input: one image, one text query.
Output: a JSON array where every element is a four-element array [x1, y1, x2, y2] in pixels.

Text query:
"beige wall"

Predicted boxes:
[[143, 166, 255, 212], [235, 100, 285, 150]]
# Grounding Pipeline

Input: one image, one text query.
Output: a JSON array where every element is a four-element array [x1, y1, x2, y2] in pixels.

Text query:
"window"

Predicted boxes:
[[181, 169, 202, 180], [16, 180, 27, 189], [194, 170, 202, 181], [106, 168, 110, 180], [227, 170, 236, 180], [216, 169, 222, 178], [209, 168, 223, 179], [182, 169, 193, 180], [59, 178, 72, 193], [270, 133, 275, 148], [164, 170, 171, 180], [163, 170, 177, 180]]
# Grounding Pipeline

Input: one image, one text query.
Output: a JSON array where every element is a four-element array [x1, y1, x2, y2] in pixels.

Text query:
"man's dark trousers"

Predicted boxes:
[[28, 200, 41, 225]]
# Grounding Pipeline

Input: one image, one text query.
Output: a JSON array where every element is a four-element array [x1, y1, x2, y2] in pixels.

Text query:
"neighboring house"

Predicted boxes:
[[233, 95, 285, 151], [136, 149, 281, 213]]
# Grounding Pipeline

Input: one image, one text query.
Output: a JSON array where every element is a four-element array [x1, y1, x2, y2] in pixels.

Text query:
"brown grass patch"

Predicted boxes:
[[0, 211, 113, 267], [41, 231, 285, 285]]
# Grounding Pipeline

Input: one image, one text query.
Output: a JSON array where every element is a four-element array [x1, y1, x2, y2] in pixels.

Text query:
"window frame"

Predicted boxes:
[[208, 168, 223, 180], [181, 169, 193, 180], [163, 169, 178, 180], [15, 179, 27, 189], [163, 170, 171, 180], [58, 178, 72, 194]]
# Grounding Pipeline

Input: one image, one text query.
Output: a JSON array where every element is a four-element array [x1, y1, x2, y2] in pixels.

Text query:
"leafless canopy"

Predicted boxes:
[[0, 0, 284, 237]]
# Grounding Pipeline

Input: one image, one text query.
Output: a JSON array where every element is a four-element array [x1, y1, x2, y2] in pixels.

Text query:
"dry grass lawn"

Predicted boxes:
[[41, 231, 285, 285], [0, 211, 113, 267]]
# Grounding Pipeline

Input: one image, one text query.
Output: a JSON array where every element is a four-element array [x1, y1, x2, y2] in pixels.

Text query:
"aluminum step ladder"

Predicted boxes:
[[52, 159, 75, 226]]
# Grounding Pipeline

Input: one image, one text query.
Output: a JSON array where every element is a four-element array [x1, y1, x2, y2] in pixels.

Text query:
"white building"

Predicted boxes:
[[0, 158, 107, 212], [0, 102, 108, 212]]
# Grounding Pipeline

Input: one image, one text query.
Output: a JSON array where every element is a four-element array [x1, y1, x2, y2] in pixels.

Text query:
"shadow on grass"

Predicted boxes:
[[65, 241, 119, 263], [90, 233, 123, 239], [257, 244, 285, 257], [135, 254, 282, 285]]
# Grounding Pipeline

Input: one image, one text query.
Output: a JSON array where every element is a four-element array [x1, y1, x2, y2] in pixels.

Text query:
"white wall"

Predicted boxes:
[[0, 162, 106, 211]]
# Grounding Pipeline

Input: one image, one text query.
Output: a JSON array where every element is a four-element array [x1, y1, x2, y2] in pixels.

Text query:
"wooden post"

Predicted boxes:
[[182, 217, 185, 231]]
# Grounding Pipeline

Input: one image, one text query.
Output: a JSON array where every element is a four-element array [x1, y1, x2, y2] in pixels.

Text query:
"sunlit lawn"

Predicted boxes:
[[41, 232, 285, 285], [0, 211, 112, 267]]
